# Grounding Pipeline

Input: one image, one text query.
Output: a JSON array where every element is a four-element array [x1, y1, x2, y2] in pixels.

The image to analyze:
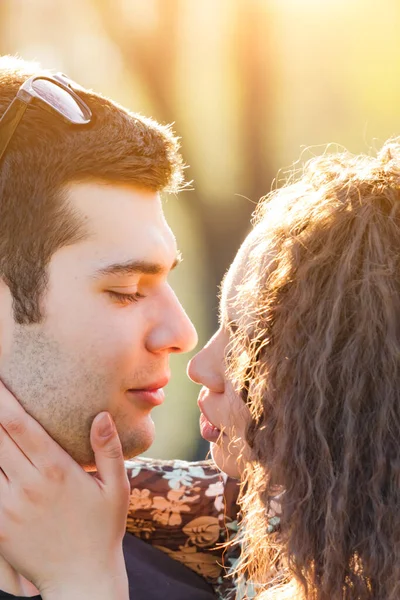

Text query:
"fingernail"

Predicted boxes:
[[98, 412, 114, 438]]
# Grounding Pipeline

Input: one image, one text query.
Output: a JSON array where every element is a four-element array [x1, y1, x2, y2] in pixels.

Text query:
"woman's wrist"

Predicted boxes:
[[42, 575, 129, 600], [40, 551, 129, 600]]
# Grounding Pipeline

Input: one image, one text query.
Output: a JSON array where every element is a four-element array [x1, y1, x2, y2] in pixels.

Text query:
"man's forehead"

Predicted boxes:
[[64, 180, 178, 268], [64, 181, 164, 231]]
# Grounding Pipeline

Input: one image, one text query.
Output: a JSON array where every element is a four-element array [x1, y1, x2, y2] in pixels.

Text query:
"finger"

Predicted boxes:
[[0, 380, 71, 470], [0, 424, 36, 481], [90, 413, 129, 496], [0, 468, 8, 488]]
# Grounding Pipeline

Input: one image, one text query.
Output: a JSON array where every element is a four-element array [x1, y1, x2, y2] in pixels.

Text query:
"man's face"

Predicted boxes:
[[0, 182, 198, 468]]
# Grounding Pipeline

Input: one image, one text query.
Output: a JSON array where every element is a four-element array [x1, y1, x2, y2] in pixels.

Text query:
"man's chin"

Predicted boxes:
[[119, 419, 156, 460], [82, 434, 155, 472], [78, 422, 156, 471]]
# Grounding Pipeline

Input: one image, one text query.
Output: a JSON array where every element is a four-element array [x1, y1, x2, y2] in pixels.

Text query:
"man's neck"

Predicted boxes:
[[0, 554, 40, 597]]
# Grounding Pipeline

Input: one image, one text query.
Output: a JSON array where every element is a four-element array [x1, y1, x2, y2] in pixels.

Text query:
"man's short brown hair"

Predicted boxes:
[[0, 56, 185, 323]]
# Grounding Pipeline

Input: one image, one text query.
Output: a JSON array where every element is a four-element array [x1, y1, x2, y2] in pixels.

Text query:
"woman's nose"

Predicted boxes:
[[187, 352, 202, 384], [187, 340, 225, 393]]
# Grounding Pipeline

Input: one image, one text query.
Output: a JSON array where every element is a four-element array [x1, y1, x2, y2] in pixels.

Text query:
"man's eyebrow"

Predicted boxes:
[[92, 254, 182, 279]]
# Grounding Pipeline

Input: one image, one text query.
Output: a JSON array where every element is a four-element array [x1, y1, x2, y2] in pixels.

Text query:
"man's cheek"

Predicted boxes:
[[98, 340, 137, 370]]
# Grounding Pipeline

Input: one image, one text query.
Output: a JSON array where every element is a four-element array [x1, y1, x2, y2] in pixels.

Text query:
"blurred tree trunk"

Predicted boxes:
[[235, 0, 275, 202], [93, 0, 273, 308], [0, 1, 11, 56], [93, 0, 275, 458]]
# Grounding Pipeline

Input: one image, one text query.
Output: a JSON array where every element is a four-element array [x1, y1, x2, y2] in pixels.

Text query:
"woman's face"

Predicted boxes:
[[188, 238, 252, 478]]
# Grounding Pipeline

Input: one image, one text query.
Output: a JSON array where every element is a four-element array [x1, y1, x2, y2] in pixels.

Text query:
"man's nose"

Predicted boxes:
[[146, 287, 198, 354]]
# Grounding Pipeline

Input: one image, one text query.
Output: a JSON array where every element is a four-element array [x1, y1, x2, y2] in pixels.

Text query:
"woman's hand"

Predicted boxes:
[[0, 380, 130, 600]]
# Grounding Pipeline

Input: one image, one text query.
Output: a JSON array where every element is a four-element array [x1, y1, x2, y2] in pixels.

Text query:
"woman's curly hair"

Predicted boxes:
[[229, 139, 400, 599]]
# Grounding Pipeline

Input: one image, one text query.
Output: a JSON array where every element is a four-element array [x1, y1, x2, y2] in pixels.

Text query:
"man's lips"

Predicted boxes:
[[126, 376, 170, 407], [129, 376, 170, 392]]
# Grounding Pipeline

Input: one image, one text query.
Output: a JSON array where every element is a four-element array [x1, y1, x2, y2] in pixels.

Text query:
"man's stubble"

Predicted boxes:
[[0, 326, 152, 468]]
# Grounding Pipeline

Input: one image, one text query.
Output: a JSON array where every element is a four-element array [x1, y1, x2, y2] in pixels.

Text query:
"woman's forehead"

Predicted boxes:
[[220, 231, 257, 319]]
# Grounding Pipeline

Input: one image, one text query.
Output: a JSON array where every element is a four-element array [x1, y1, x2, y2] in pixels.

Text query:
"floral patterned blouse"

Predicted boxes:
[[124, 458, 242, 600]]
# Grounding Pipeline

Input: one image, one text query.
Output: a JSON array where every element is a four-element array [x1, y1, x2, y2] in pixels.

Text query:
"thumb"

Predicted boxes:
[[90, 412, 128, 492]]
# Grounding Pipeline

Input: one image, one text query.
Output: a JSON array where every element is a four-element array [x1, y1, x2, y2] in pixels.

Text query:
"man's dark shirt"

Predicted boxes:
[[0, 533, 216, 599]]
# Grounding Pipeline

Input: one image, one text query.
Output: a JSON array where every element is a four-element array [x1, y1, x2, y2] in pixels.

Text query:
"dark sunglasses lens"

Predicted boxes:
[[31, 79, 89, 124]]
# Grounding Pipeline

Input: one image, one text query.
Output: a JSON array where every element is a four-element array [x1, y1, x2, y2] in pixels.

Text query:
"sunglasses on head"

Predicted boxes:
[[0, 72, 92, 164]]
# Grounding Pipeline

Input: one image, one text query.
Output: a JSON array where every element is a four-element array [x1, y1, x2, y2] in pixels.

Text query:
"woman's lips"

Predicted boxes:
[[199, 412, 221, 443], [197, 388, 223, 443]]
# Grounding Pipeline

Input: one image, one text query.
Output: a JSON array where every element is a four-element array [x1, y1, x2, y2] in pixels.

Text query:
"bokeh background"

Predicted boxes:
[[1, 0, 400, 460]]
